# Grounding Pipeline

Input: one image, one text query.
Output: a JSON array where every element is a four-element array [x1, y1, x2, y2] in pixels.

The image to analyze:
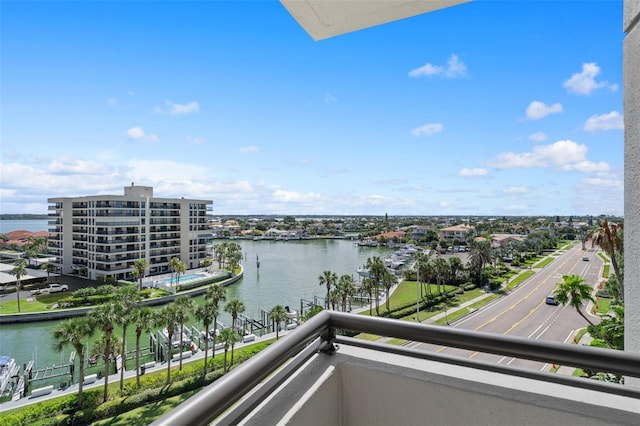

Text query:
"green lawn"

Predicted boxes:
[[0, 292, 68, 313], [92, 390, 200, 426], [532, 257, 554, 269], [505, 270, 534, 291]]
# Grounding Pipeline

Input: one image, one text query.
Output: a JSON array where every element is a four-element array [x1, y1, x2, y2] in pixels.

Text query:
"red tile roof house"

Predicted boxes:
[[1, 230, 48, 250]]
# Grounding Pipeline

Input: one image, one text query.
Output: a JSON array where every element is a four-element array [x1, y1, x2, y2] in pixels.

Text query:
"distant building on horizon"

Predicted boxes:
[[47, 184, 213, 282]]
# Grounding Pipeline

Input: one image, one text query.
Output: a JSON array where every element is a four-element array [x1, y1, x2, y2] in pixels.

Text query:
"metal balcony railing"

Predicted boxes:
[[151, 311, 640, 426]]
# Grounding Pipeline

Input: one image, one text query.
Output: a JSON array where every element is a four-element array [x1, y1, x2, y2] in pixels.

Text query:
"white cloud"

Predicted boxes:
[[126, 126, 159, 142], [525, 101, 563, 120], [459, 168, 488, 177], [504, 186, 529, 194], [107, 98, 118, 107], [239, 146, 259, 154], [165, 100, 200, 115], [505, 204, 529, 212], [563, 62, 617, 95], [408, 54, 467, 78], [186, 137, 206, 145], [584, 111, 624, 132], [273, 190, 323, 203], [324, 93, 338, 104], [528, 131, 548, 142], [488, 140, 610, 173], [580, 176, 622, 189], [48, 157, 110, 175], [411, 123, 444, 136], [562, 160, 610, 173]]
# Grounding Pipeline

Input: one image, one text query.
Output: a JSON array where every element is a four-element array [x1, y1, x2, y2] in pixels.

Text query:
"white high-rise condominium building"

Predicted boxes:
[[48, 184, 213, 282]]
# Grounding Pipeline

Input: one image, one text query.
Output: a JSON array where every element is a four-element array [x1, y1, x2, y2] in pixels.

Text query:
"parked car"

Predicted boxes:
[[545, 295, 559, 305], [31, 283, 68, 295], [582, 256, 589, 261]]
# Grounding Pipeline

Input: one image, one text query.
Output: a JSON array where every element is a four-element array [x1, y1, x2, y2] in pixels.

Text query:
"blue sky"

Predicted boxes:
[[1, 0, 624, 216]]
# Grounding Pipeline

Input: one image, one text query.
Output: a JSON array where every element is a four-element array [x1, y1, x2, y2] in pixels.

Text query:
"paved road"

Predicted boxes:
[[409, 243, 602, 372]]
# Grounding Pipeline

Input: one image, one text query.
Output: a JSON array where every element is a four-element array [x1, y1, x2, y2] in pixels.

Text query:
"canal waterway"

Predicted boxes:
[[0, 221, 390, 373]]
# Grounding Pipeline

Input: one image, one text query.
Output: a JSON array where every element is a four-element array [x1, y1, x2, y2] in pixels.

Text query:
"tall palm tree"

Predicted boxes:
[[268, 305, 288, 340], [219, 328, 239, 373], [336, 274, 356, 312], [585, 219, 624, 301], [53, 317, 94, 407], [174, 260, 186, 291], [361, 277, 375, 315], [381, 269, 396, 311], [114, 285, 141, 390], [225, 298, 245, 332], [433, 257, 449, 294], [195, 301, 218, 375], [448, 256, 464, 285], [366, 256, 386, 315], [9, 259, 27, 313], [157, 303, 180, 384], [132, 258, 148, 291], [174, 296, 193, 370], [89, 302, 121, 402], [41, 262, 57, 284], [468, 240, 494, 286], [168, 257, 181, 287], [318, 270, 338, 309], [205, 284, 227, 357], [132, 306, 154, 388], [553, 275, 613, 348]]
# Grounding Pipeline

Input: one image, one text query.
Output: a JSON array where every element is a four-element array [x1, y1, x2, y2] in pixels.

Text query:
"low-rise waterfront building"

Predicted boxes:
[[47, 184, 213, 281]]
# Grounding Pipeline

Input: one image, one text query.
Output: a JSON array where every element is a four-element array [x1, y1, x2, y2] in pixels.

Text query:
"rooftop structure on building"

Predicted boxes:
[[47, 184, 213, 281]]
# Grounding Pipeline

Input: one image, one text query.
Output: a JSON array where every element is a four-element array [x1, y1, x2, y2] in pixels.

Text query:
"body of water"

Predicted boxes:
[[0, 219, 49, 234], [0, 238, 389, 374]]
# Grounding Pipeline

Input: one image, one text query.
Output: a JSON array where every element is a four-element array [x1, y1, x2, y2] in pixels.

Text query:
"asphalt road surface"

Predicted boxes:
[[408, 243, 602, 372]]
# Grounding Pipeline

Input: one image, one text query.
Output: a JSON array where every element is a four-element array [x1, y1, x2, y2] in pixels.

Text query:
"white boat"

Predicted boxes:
[[0, 355, 19, 397], [356, 267, 370, 278], [285, 306, 297, 320]]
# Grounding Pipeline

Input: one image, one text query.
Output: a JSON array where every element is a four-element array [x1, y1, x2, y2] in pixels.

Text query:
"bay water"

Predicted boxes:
[[0, 220, 389, 371]]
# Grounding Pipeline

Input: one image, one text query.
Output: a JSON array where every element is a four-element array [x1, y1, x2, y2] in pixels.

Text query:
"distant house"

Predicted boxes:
[[374, 230, 405, 241], [490, 234, 526, 249], [410, 226, 433, 241], [438, 224, 475, 243], [1, 230, 48, 250]]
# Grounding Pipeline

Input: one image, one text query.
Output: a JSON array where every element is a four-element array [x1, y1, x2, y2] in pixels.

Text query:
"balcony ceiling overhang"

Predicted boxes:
[[279, 0, 472, 41]]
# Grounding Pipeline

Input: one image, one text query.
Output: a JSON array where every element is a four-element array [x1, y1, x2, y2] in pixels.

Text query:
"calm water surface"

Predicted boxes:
[[0, 237, 389, 371]]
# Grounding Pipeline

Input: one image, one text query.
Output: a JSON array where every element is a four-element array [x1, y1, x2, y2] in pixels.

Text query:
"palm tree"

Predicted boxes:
[[468, 240, 494, 286], [381, 269, 396, 312], [268, 305, 288, 339], [9, 259, 27, 313], [174, 259, 186, 291], [219, 328, 239, 372], [553, 275, 614, 348], [318, 270, 338, 309], [448, 256, 464, 285], [89, 302, 121, 402], [114, 285, 141, 391], [366, 256, 386, 315], [201, 258, 213, 273], [433, 257, 449, 294], [132, 258, 148, 291], [132, 306, 154, 388], [157, 303, 180, 384], [195, 300, 218, 375], [361, 277, 375, 315], [225, 298, 245, 332], [41, 262, 57, 284], [168, 257, 181, 287], [336, 274, 356, 312], [174, 296, 193, 370], [53, 317, 93, 407], [585, 219, 624, 301], [205, 284, 227, 358]]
